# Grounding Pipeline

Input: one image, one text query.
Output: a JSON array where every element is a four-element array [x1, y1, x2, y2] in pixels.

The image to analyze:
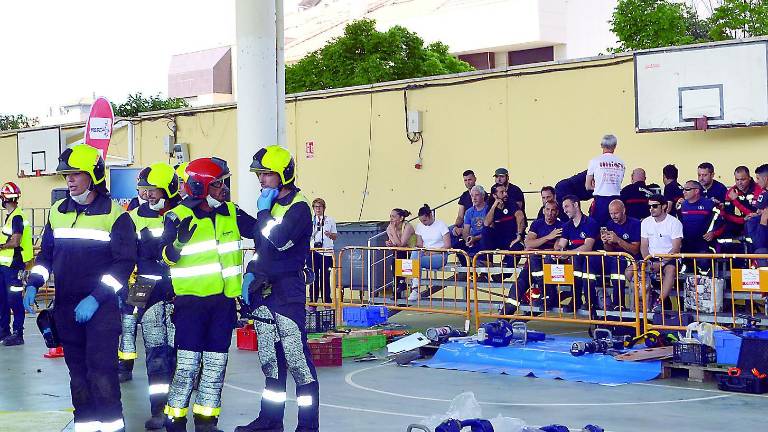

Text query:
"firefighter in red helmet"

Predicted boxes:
[[0, 182, 33, 346]]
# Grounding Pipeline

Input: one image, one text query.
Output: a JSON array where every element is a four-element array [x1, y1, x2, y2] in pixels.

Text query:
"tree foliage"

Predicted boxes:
[[286, 19, 473, 93], [0, 114, 38, 131], [111, 93, 190, 117], [611, 0, 768, 51]]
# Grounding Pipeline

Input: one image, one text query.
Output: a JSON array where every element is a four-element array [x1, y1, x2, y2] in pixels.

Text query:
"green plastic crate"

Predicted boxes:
[[342, 334, 386, 358]]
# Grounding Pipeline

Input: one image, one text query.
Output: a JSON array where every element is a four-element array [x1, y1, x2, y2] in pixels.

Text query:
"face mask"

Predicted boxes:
[[149, 198, 166, 211], [138, 196, 147, 205], [206, 195, 223, 209], [70, 189, 92, 205]]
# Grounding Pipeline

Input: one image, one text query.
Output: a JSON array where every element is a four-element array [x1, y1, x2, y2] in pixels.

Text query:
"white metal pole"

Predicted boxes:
[[276, 0, 287, 148], [235, 0, 283, 214]]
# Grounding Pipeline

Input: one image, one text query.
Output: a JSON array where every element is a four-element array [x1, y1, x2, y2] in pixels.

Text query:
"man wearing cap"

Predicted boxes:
[[586, 134, 625, 227], [494, 167, 525, 214]]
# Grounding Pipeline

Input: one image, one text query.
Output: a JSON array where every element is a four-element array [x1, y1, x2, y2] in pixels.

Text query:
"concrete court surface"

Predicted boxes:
[[0, 313, 765, 432]]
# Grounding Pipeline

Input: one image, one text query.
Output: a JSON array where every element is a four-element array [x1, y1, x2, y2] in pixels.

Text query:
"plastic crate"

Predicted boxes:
[[737, 333, 768, 373], [236, 325, 258, 351], [308, 336, 342, 367], [342, 306, 388, 327], [342, 334, 387, 358], [713, 331, 743, 365], [717, 374, 768, 394], [306, 308, 336, 333], [673, 342, 716, 365]]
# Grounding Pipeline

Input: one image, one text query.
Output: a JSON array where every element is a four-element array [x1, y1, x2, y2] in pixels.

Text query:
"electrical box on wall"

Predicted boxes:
[[173, 143, 190, 163], [163, 135, 176, 156], [406, 110, 423, 133]]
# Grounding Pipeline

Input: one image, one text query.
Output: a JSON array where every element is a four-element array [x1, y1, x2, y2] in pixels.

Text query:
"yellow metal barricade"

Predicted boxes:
[[642, 253, 768, 331], [336, 246, 473, 326], [472, 250, 641, 334]]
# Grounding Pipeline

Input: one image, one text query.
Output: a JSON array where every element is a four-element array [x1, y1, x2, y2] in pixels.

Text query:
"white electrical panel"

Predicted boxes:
[[173, 143, 190, 163], [406, 110, 423, 133]]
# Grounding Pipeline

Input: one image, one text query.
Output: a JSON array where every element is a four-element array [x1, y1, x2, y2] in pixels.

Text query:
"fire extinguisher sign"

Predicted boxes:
[[305, 141, 315, 159]]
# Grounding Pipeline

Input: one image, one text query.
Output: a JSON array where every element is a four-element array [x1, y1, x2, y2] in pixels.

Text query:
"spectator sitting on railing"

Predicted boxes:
[[620, 168, 655, 220], [386, 208, 416, 297], [600, 200, 641, 310], [679, 180, 725, 275], [308, 198, 337, 306], [408, 204, 451, 302], [452, 170, 478, 243], [463, 185, 489, 258], [536, 186, 568, 223], [483, 184, 526, 254], [662, 164, 684, 217], [640, 194, 683, 313], [499, 200, 564, 314], [555, 195, 601, 311], [493, 168, 526, 214]]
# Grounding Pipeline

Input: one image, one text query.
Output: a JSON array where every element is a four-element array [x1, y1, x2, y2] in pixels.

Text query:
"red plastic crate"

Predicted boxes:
[[381, 330, 408, 342], [309, 336, 342, 367], [237, 325, 258, 351]]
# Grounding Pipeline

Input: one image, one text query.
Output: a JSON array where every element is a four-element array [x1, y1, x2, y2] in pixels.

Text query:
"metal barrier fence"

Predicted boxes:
[[0, 207, 50, 246], [336, 246, 473, 326], [642, 253, 768, 331], [472, 250, 642, 333], [307, 247, 338, 310]]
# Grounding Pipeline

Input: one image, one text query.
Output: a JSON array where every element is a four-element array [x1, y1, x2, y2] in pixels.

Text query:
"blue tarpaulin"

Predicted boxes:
[[415, 336, 661, 385]]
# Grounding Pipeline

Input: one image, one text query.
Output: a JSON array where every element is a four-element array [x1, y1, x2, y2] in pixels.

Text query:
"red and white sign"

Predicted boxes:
[[85, 97, 115, 160], [305, 140, 315, 159]]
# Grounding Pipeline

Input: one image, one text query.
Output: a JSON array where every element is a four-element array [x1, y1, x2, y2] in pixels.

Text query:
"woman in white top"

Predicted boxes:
[[309, 198, 337, 304], [408, 204, 451, 301]]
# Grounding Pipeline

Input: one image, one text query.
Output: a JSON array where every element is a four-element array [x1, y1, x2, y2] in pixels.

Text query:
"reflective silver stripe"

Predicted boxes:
[[139, 274, 163, 281], [1, 227, 12, 235], [53, 228, 111, 242], [148, 383, 170, 395], [261, 218, 282, 239], [74, 422, 101, 432], [31, 265, 50, 281], [222, 265, 242, 278], [217, 241, 241, 254], [0, 256, 12, 264], [250, 253, 259, 262], [149, 227, 164, 237], [296, 395, 313, 407], [180, 240, 218, 256], [170, 263, 222, 278], [609, 274, 626, 281], [101, 274, 123, 292], [262, 389, 287, 403], [9, 286, 23, 292], [530, 271, 544, 277], [276, 239, 295, 252], [101, 419, 125, 432]]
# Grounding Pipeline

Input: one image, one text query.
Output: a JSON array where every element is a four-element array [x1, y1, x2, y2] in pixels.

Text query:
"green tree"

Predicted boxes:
[[611, 0, 711, 51], [709, 0, 768, 40], [286, 19, 473, 93], [111, 93, 189, 117], [0, 114, 38, 131]]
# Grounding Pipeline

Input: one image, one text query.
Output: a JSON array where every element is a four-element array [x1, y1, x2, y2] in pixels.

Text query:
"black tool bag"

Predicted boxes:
[[127, 276, 158, 308]]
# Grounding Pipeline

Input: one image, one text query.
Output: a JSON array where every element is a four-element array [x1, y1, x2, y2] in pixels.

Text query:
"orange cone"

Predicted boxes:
[[43, 346, 64, 358]]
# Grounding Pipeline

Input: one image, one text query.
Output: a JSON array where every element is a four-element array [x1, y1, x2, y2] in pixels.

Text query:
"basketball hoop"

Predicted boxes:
[[695, 116, 709, 131]]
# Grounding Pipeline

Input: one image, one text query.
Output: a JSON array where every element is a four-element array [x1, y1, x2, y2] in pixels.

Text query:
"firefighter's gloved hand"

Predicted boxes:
[[241, 272, 255, 305], [74, 295, 99, 323], [23, 286, 37, 313], [257, 188, 279, 211], [173, 217, 197, 250]]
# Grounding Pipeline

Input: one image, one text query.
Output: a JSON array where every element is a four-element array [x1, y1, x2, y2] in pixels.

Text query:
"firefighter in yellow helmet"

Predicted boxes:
[[24, 144, 137, 432], [175, 162, 190, 199], [236, 145, 318, 432]]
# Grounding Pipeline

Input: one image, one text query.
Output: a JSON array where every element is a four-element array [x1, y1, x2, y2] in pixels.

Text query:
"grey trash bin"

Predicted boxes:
[[334, 221, 393, 291]]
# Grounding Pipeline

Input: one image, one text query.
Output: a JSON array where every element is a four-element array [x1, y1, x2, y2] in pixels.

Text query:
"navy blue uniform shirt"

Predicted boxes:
[[664, 181, 684, 217], [562, 215, 600, 251], [605, 217, 641, 258], [620, 182, 654, 220], [679, 197, 723, 240], [529, 217, 563, 250]]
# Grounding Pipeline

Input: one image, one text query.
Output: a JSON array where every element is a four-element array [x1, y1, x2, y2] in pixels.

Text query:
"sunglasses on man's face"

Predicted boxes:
[[683, 187, 698, 191], [648, 203, 662, 209]]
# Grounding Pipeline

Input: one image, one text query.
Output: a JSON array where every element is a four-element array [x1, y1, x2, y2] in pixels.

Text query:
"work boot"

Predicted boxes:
[[145, 399, 167, 429], [165, 417, 187, 432], [0, 332, 23, 346], [294, 428, 319, 432], [234, 417, 284, 432], [0, 328, 10, 343], [193, 414, 223, 432], [118, 359, 134, 383]]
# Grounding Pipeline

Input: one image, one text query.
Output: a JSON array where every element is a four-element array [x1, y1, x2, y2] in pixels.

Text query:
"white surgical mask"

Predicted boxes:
[[206, 195, 223, 209], [70, 189, 92, 205], [138, 196, 147, 205], [149, 198, 166, 211]]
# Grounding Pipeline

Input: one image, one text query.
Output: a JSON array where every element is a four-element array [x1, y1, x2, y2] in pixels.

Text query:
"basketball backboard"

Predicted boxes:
[[634, 39, 768, 132], [16, 127, 62, 176]]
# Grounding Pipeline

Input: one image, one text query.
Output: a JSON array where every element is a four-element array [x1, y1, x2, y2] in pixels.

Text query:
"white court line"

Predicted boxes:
[[634, 381, 768, 399], [223, 383, 424, 419], [344, 365, 733, 406]]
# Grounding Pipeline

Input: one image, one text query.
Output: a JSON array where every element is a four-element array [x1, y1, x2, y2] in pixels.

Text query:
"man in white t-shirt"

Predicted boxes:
[[408, 205, 451, 302], [586, 134, 625, 227], [640, 194, 683, 312]]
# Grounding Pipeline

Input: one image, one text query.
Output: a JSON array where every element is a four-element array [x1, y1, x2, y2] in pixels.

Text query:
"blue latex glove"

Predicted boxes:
[[257, 188, 279, 211], [74, 295, 100, 323], [242, 273, 255, 305], [23, 286, 37, 313]]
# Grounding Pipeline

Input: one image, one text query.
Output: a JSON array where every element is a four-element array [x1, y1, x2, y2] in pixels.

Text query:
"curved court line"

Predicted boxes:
[[344, 365, 733, 406], [223, 383, 424, 419], [635, 381, 768, 399]]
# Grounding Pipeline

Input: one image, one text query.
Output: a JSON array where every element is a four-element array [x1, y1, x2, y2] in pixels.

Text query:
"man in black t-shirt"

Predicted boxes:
[[483, 184, 525, 253], [494, 168, 526, 214], [454, 170, 477, 239], [663, 164, 684, 217]]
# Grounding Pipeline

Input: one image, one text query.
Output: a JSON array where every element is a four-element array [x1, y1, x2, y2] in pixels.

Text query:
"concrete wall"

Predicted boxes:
[[3, 52, 767, 223]]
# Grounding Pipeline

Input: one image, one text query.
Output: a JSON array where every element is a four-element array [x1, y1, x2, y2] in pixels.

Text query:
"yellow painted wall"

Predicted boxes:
[[2, 53, 767, 222]]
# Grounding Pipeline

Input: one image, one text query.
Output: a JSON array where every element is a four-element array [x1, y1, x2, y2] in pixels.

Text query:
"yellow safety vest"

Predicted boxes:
[[167, 202, 242, 298], [48, 199, 124, 248], [129, 208, 165, 241], [0, 206, 33, 266], [271, 192, 308, 218]]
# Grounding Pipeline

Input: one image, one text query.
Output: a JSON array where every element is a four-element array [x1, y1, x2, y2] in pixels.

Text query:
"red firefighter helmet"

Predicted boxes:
[[0, 182, 21, 200], [184, 157, 231, 199]]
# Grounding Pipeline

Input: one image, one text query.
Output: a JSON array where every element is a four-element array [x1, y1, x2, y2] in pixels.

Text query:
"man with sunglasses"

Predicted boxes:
[[160, 157, 257, 432], [640, 195, 683, 312], [679, 180, 725, 275]]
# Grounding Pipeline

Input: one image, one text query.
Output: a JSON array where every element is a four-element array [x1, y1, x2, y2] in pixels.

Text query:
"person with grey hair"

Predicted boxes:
[[585, 134, 625, 227], [462, 184, 489, 257]]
